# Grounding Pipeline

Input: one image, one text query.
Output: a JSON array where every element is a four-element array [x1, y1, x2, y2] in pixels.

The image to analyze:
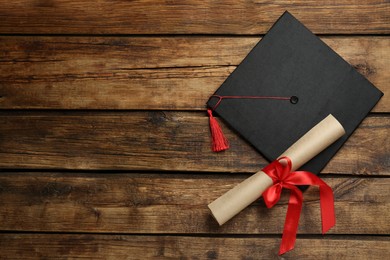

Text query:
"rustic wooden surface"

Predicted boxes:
[[0, 1, 389, 259], [0, 36, 389, 111]]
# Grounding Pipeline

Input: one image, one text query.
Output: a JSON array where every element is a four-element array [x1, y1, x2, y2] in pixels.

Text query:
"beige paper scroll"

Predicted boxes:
[[208, 114, 345, 226]]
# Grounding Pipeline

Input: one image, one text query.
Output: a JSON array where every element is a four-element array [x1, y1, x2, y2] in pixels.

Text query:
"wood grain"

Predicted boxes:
[[0, 36, 388, 111], [0, 172, 388, 234], [0, 1, 389, 34], [0, 113, 388, 174], [0, 234, 389, 259]]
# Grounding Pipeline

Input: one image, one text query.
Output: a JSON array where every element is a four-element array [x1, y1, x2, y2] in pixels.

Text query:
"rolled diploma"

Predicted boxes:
[[208, 114, 345, 226]]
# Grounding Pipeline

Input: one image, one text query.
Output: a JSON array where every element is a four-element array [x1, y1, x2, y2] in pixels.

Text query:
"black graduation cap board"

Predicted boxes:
[[207, 11, 383, 175]]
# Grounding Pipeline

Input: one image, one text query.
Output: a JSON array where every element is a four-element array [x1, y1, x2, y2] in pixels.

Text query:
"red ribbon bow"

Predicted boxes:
[[262, 157, 335, 255]]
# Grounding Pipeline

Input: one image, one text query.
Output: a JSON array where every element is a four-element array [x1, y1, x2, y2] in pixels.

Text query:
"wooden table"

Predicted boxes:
[[0, 1, 389, 259]]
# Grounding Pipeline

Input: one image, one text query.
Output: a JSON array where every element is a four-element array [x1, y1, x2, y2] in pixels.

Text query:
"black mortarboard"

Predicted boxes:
[[207, 11, 383, 175]]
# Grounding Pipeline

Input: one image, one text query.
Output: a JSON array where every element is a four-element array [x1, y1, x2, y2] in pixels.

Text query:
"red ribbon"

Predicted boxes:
[[261, 157, 335, 255]]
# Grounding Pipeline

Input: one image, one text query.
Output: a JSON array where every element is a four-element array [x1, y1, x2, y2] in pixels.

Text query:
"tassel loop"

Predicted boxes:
[[207, 109, 229, 152]]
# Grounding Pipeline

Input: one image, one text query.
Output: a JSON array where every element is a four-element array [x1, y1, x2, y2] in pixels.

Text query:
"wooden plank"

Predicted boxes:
[[0, 172, 388, 234], [0, 1, 389, 34], [0, 36, 388, 112], [0, 113, 388, 174], [0, 234, 389, 259]]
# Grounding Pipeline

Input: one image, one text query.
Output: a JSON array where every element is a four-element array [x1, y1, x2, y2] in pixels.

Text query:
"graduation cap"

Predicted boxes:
[[207, 11, 383, 175]]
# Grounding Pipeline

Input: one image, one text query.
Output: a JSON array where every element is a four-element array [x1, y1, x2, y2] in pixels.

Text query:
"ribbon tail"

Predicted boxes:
[[278, 185, 303, 255], [286, 171, 336, 234], [319, 183, 336, 234]]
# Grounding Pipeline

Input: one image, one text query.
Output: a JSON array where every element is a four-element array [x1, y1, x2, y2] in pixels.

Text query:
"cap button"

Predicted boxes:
[[290, 96, 299, 104]]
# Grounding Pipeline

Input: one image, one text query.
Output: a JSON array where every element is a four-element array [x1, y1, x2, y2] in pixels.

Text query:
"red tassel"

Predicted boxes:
[[207, 109, 229, 152]]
